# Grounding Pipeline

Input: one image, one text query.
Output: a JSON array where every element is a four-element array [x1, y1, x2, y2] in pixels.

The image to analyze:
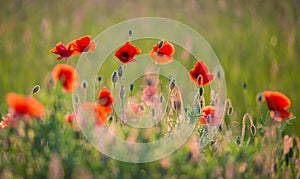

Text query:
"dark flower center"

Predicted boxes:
[[122, 52, 129, 58]]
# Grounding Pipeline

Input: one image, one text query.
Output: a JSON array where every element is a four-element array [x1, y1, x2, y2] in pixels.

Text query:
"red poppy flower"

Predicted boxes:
[[149, 40, 175, 64], [78, 102, 113, 127], [69, 35, 96, 55], [199, 106, 216, 125], [52, 64, 80, 92], [98, 86, 114, 107], [115, 41, 141, 63], [64, 113, 76, 124], [263, 91, 292, 121], [6, 93, 45, 118], [50, 42, 74, 60], [190, 60, 214, 86]]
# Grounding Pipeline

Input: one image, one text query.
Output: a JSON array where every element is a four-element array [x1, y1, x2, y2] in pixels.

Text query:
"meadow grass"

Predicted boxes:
[[0, 0, 300, 178]]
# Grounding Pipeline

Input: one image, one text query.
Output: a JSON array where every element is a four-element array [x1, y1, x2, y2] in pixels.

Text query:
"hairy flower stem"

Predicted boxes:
[[240, 113, 256, 147]]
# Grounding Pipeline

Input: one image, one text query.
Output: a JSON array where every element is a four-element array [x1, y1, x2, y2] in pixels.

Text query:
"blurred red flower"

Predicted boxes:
[[263, 91, 292, 121], [64, 113, 76, 124], [190, 61, 214, 86], [50, 42, 73, 60], [149, 40, 175, 64], [115, 41, 141, 63], [69, 35, 96, 55], [142, 86, 159, 104], [79, 102, 113, 127], [0, 117, 8, 129], [98, 86, 114, 107], [52, 64, 80, 92], [199, 106, 216, 125], [6, 93, 45, 118]]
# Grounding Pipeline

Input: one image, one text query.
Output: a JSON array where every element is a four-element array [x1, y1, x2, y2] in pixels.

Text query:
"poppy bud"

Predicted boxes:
[[217, 69, 221, 79], [250, 125, 256, 136], [236, 136, 241, 145], [112, 70, 118, 84], [97, 76, 102, 83], [120, 84, 125, 99], [81, 80, 88, 89], [243, 82, 247, 89], [206, 114, 211, 124], [184, 107, 188, 113], [227, 105, 233, 116], [128, 30, 133, 37], [73, 94, 80, 104], [118, 65, 123, 77], [199, 86, 204, 97], [158, 40, 164, 49], [160, 95, 163, 103], [256, 93, 263, 104], [130, 83, 134, 91], [170, 78, 176, 90], [151, 108, 155, 117], [32, 85, 41, 94]]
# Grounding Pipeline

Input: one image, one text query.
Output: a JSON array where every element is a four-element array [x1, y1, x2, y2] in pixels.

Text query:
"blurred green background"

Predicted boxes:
[[0, 0, 299, 135]]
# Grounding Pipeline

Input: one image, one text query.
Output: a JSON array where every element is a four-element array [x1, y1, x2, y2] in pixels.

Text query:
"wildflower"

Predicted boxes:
[[50, 42, 73, 60], [98, 86, 114, 107], [52, 64, 80, 92], [0, 117, 8, 129], [142, 86, 159, 104], [6, 93, 45, 118], [149, 40, 175, 64], [69, 35, 96, 55], [64, 113, 76, 124], [78, 102, 112, 127], [190, 60, 214, 86], [263, 91, 292, 121], [128, 101, 142, 114], [199, 106, 216, 125], [115, 41, 141, 63]]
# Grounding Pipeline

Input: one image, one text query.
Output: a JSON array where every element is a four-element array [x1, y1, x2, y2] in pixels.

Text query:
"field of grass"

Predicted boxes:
[[0, 0, 300, 178]]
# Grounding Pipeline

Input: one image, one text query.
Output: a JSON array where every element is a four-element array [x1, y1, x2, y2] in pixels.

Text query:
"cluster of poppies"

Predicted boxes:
[[1, 35, 294, 131]]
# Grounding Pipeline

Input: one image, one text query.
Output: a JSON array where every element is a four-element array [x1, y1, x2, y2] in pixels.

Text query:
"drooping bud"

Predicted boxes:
[[199, 86, 204, 97], [32, 85, 41, 94]]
